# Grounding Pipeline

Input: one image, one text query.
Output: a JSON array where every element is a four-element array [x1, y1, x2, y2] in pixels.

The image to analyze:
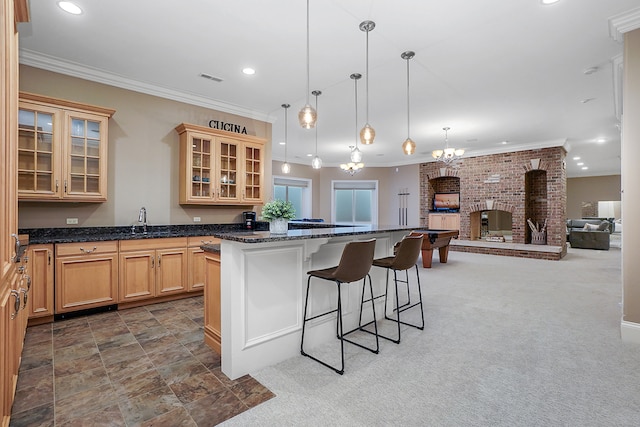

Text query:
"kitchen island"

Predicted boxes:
[[204, 225, 416, 380]]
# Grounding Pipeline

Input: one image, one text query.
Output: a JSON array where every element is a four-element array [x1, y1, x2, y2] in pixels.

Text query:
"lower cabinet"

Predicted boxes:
[[204, 252, 221, 354], [55, 241, 119, 313], [119, 238, 188, 303], [187, 236, 219, 292], [27, 244, 54, 320], [428, 213, 460, 231]]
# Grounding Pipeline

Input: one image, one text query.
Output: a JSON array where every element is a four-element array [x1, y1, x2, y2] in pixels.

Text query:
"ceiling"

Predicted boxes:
[[17, 0, 638, 177]]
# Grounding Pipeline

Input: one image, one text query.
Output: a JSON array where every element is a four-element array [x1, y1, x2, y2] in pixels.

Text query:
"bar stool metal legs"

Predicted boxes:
[[299, 238, 378, 375], [300, 274, 379, 375]]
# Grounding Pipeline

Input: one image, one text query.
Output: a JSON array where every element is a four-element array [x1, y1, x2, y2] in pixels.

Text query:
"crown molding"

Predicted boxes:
[[19, 49, 274, 123], [609, 7, 640, 42]]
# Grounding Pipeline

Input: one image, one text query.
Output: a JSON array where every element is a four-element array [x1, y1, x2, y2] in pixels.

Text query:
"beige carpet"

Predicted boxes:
[[221, 245, 639, 427]]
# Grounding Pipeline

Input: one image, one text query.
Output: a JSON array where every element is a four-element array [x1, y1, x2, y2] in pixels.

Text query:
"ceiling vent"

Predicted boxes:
[[199, 73, 223, 83]]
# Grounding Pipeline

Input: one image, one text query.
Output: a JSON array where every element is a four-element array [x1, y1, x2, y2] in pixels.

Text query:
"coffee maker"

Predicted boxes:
[[242, 211, 256, 230]]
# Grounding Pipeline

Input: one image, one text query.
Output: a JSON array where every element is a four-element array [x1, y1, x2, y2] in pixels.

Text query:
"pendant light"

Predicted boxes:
[[350, 73, 363, 163], [340, 73, 364, 174], [281, 104, 291, 174], [401, 51, 416, 155], [311, 90, 322, 169], [298, 0, 317, 129], [359, 20, 376, 145]]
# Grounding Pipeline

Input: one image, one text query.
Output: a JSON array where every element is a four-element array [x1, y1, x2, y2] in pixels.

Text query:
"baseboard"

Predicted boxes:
[[620, 320, 640, 344]]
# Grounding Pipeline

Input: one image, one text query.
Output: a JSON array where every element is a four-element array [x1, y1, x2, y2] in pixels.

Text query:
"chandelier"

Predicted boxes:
[[432, 127, 464, 164], [340, 156, 365, 175]]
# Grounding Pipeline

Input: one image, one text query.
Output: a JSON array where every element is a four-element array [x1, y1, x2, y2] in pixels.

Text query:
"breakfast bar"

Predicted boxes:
[[205, 225, 415, 380]]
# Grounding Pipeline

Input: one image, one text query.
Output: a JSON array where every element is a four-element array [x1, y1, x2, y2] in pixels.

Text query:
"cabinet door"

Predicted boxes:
[[63, 111, 109, 201], [185, 131, 215, 203], [204, 253, 221, 354], [1, 271, 26, 421], [188, 247, 205, 292], [242, 140, 263, 203], [17, 103, 61, 199], [216, 138, 240, 203], [442, 214, 460, 231], [428, 214, 442, 229], [55, 253, 118, 313], [156, 248, 187, 296], [119, 250, 155, 302], [27, 244, 54, 318]]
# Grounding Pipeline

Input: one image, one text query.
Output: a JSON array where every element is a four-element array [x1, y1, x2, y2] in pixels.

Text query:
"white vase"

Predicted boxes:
[[269, 218, 288, 234]]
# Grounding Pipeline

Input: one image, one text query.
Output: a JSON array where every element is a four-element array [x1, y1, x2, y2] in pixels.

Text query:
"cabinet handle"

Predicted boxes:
[[21, 288, 28, 310], [25, 274, 32, 291], [10, 290, 20, 319], [48, 250, 51, 265], [64, 180, 68, 193], [151, 257, 155, 268], [56, 179, 59, 192], [79, 246, 97, 254], [11, 234, 21, 263], [200, 240, 213, 245], [157, 255, 161, 267]]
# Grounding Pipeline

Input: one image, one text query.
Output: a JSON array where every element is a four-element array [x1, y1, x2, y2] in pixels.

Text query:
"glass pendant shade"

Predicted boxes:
[[311, 155, 322, 169], [350, 146, 362, 163], [455, 149, 465, 156], [402, 137, 416, 155], [432, 149, 444, 159], [360, 124, 375, 145], [281, 162, 291, 174], [298, 104, 317, 129]]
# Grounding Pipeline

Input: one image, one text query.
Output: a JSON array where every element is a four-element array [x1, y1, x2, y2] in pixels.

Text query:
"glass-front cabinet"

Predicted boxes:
[[17, 93, 114, 202], [176, 123, 265, 205]]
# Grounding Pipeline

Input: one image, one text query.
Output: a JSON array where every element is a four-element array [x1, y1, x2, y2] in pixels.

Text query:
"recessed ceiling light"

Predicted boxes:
[[501, 141, 508, 145], [242, 68, 256, 75], [306, 153, 313, 157], [577, 162, 584, 166], [541, 0, 560, 4], [57, 1, 82, 14], [596, 138, 607, 143], [573, 156, 581, 160], [279, 142, 286, 146], [582, 166, 589, 170]]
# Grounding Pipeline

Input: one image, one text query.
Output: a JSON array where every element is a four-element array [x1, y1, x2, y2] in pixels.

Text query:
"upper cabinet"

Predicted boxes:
[[17, 92, 115, 202], [176, 123, 265, 205]]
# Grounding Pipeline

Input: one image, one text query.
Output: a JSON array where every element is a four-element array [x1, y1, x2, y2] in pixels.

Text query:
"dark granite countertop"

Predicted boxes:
[[209, 224, 418, 243], [201, 243, 221, 254]]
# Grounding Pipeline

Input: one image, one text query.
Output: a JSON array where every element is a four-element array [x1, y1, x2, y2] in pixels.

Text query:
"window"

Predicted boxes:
[[331, 180, 378, 225], [272, 176, 312, 219]]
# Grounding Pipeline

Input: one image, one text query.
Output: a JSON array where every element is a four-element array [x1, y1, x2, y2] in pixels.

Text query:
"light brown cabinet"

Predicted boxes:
[[187, 236, 219, 292], [428, 213, 460, 231], [176, 123, 265, 205], [55, 241, 119, 314], [26, 244, 54, 321], [119, 238, 188, 302], [204, 252, 221, 354], [17, 92, 115, 202]]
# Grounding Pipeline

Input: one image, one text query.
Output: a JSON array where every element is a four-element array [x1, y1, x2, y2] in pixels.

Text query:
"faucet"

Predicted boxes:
[[138, 207, 147, 234]]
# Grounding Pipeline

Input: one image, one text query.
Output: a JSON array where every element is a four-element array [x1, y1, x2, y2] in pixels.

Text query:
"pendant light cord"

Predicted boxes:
[[305, 0, 310, 104], [406, 56, 410, 139], [365, 28, 369, 123], [355, 76, 359, 146]]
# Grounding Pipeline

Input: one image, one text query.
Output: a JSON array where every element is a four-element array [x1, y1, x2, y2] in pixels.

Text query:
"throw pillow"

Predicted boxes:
[[597, 221, 610, 232], [583, 223, 599, 231]]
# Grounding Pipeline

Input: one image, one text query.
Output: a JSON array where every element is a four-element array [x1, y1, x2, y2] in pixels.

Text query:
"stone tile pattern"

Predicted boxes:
[[9, 296, 275, 426], [420, 146, 567, 251]]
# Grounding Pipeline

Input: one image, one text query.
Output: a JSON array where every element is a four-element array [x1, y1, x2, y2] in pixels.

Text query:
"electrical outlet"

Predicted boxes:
[[66, 218, 78, 225], [193, 217, 201, 223]]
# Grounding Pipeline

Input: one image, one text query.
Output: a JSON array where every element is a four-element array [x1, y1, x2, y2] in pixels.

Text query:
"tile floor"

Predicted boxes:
[[9, 296, 275, 426]]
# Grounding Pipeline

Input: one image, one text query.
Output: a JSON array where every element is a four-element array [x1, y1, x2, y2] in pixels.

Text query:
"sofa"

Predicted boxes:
[[566, 219, 611, 250]]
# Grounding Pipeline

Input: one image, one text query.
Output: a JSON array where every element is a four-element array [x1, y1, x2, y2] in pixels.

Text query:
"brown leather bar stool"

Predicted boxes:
[[360, 234, 424, 344], [300, 239, 378, 375]]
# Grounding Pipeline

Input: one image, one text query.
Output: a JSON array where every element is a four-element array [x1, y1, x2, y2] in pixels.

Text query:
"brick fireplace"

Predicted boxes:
[[419, 147, 568, 259]]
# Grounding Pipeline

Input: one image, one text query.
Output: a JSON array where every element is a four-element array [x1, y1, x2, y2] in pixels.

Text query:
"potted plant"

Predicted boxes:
[[261, 199, 296, 234]]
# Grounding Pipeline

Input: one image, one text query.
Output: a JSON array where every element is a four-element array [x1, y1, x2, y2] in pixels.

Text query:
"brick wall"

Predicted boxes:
[[419, 147, 567, 247]]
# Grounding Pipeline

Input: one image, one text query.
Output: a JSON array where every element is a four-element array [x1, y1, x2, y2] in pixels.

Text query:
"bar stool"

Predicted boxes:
[[300, 239, 378, 375], [360, 234, 424, 344]]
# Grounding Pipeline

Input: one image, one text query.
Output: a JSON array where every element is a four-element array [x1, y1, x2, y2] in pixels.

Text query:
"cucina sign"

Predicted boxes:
[[208, 120, 247, 135]]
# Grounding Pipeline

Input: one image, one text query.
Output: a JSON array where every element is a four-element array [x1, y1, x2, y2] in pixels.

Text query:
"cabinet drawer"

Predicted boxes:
[[56, 241, 118, 257], [120, 237, 188, 252], [188, 236, 220, 247]]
